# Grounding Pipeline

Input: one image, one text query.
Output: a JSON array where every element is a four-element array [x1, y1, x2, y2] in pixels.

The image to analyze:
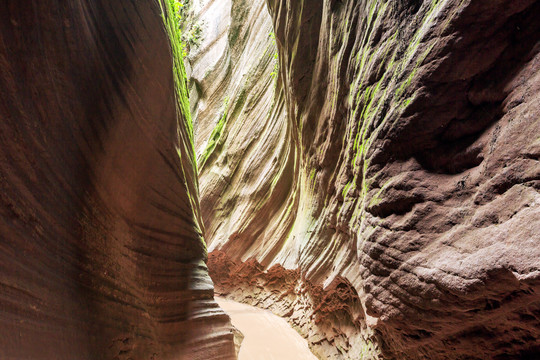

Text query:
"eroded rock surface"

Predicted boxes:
[[0, 1, 235, 359], [189, 0, 295, 265], [195, 0, 540, 358]]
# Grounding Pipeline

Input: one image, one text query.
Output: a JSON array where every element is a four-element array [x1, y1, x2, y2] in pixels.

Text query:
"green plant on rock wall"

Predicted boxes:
[[162, 0, 194, 143], [198, 97, 230, 171], [269, 32, 279, 79], [160, 0, 205, 245], [170, 0, 205, 52]]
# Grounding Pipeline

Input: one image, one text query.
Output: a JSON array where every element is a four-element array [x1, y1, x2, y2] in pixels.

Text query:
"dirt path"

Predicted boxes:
[[216, 297, 318, 360]]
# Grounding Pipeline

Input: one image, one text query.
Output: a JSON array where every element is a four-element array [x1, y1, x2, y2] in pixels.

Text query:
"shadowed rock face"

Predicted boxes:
[[0, 1, 235, 359], [195, 0, 540, 358]]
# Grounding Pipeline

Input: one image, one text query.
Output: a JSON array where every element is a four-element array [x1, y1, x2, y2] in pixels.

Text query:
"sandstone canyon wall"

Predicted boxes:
[[189, 0, 294, 264], [0, 1, 235, 359], [193, 0, 540, 359]]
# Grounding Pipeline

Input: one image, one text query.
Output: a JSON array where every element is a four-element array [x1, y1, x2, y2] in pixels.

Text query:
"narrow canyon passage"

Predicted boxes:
[[1, 0, 539, 359], [216, 297, 318, 360]]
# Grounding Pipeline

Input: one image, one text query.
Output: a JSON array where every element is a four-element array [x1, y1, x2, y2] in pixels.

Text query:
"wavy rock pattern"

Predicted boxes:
[[0, 1, 235, 359], [190, 0, 295, 265], [195, 0, 540, 358]]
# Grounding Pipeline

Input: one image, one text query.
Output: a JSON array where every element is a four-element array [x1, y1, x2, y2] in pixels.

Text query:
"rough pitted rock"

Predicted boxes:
[[0, 1, 235, 359], [195, 0, 540, 358]]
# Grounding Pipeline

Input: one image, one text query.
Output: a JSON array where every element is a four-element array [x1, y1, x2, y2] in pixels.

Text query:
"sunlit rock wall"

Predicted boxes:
[[0, 1, 235, 359], [195, 0, 540, 358], [190, 0, 296, 265]]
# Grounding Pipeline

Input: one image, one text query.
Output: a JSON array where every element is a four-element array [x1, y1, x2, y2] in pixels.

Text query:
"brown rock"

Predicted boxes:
[[196, 0, 540, 358], [0, 1, 235, 359]]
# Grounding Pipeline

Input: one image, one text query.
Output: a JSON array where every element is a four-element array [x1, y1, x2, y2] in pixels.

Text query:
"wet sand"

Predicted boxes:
[[216, 297, 318, 360]]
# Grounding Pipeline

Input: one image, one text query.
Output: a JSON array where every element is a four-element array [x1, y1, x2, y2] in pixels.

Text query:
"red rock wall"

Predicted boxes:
[[269, 0, 540, 358], [0, 1, 235, 359], [196, 0, 540, 358]]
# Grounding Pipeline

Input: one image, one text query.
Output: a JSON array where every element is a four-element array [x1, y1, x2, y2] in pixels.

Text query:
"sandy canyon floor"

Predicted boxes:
[[216, 298, 318, 360]]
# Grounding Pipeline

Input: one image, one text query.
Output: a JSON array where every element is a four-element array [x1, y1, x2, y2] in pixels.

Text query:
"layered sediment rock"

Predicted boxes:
[[194, 0, 540, 358], [0, 1, 235, 359], [189, 0, 294, 264]]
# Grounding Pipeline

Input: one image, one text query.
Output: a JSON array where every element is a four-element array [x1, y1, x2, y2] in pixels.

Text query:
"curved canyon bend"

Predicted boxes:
[[0, 0, 539, 359]]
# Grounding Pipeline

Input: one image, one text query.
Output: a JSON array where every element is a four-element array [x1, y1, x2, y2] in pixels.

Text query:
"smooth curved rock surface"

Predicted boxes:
[[0, 1, 235, 359], [194, 0, 540, 358]]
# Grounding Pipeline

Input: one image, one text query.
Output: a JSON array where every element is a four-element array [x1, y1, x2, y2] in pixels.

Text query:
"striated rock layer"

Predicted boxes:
[[194, 0, 540, 358], [0, 1, 235, 359], [189, 0, 294, 262]]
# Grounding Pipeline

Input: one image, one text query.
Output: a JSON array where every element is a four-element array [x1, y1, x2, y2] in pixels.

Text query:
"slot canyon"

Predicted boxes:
[[1, 0, 539, 359]]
